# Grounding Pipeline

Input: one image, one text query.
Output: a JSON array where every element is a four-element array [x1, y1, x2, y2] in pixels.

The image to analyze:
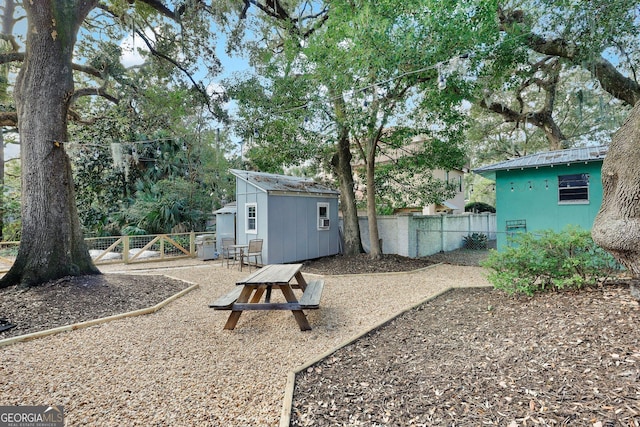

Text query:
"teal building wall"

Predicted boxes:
[[495, 162, 603, 249]]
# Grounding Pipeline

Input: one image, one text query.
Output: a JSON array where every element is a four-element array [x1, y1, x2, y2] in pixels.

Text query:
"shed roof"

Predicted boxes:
[[230, 169, 339, 196], [473, 145, 608, 180], [213, 201, 236, 214]]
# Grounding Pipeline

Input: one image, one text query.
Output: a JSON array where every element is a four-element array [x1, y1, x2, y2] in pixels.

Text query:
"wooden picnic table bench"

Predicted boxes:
[[209, 263, 324, 331]]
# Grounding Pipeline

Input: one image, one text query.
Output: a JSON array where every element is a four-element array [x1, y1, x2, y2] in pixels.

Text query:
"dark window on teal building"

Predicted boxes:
[[558, 173, 589, 203]]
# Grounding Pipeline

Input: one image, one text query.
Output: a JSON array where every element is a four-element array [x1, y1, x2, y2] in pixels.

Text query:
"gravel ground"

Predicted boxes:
[[0, 257, 489, 426], [7, 250, 635, 426]]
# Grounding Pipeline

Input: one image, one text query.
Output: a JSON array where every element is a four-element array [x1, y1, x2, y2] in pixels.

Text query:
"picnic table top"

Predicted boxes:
[[236, 263, 303, 286]]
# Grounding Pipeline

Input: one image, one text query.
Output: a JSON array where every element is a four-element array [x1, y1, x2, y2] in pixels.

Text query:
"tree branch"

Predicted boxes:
[[244, 0, 328, 39], [134, 28, 213, 111], [0, 51, 105, 80], [70, 87, 119, 105], [500, 8, 640, 106], [478, 97, 567, 150], [67, 109, 102, 125], [0, 111, 17, 127], [591, 57, 640, 106], [0, 51, 24, 65], [0, 33, 20, 52], [478, 99, 522, 123], [248, 0, 295, 26], [135, 0, 178, 20], [72, 62, 104, 79], [528, 34, 640, 105]]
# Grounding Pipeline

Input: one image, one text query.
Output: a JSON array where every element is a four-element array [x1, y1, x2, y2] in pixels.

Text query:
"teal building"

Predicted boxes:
[[473, 146, 608, 250]]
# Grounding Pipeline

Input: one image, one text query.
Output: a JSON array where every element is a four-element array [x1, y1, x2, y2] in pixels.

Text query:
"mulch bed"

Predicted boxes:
[[0, 274, 189, 339], [301, 250, 487, 275], [291, 285, 640, 426], [0, 253, 448, 340]]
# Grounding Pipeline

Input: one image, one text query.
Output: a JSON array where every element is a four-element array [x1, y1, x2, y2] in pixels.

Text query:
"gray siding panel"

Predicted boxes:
[[295, 198, 310, 262], [266, 194, 339, 263]]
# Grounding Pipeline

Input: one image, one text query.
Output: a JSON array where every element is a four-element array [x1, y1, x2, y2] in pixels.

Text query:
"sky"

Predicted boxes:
[[120, 29, 251, 78], [118, 26, 251, 152]]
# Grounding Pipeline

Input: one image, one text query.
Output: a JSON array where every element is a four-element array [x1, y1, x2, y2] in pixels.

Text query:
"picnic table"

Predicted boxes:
[[209, 263, 324, 331]]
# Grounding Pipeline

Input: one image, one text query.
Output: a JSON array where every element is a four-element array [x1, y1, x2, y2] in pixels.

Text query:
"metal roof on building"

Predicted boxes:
[[213, 201, 236, 214], [230, 169, 340, 196], [473, 145, 609, 179]]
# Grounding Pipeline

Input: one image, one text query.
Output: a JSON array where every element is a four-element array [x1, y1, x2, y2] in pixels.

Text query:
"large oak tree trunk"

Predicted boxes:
[[592, 102, 640, 283], [330, 94, 363, 256], [0, 1, 99, 287], [332, 126, 364, 256], [1, 0, 19, 243], [0, 129, 4, 241]]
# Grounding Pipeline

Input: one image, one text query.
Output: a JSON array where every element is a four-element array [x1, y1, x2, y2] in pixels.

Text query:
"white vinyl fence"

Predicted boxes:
[[356, 213, 496, 257]]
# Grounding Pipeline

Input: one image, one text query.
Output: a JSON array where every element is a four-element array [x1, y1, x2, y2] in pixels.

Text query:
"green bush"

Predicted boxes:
[[481, 226, 620, 295], [465, 202, 496, 213], [463, 232, 488, 249]]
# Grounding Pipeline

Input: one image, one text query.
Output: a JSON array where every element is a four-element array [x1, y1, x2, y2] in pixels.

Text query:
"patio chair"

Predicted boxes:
[[220, 237, 236, 268], [246, 239, 263, 271]]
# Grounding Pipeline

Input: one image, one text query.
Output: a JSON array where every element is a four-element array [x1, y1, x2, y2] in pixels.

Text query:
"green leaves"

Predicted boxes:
[[232, 0, 501, 214], [70, 98, 239, 236], [468, 0, 637, 163], [481, 226, 621, 296], [121, 179, 199, 235]]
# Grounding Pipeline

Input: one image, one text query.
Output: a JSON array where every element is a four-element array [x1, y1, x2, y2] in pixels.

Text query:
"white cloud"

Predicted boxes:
[[120, 35, 146, 67], [207, 82, 227, 102], [120, 30, 153, 67]]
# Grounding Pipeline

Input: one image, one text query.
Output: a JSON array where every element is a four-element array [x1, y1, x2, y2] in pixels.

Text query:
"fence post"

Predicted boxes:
[[486, 214, 490, 237], [190, 231, 195, 256], [123, 235, 130, 264], [440, 215, 444, 252]]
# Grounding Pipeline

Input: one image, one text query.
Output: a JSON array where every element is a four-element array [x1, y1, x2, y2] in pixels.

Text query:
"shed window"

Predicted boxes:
[[246, 203, 257, 234], [558, 173, 589, 203], [317, 203, 330, 230]]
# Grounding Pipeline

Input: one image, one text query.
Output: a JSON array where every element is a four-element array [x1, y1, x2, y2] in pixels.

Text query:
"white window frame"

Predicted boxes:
[[558, 173, 590, 204], [245, 203, 257, 234], [317, 202, 330, 230]]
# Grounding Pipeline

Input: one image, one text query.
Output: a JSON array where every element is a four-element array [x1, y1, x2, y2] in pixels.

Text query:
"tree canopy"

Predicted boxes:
[[472, 0, 638, 156], [230, 0, 501, 258], [1, 0, 640, 285], [0, 0, 254, 286]]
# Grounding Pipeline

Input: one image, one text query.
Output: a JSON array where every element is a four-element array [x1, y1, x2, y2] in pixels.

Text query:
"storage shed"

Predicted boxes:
[[473, 145, 608, 250], [212, 202, 237, 255], [230, 169, 341, 264]]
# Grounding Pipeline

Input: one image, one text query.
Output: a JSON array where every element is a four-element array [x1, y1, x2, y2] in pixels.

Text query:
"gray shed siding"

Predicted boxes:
[[235, 177, 269, 245], [267, 194, 339, 264], [233, 172, 340, 264]]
